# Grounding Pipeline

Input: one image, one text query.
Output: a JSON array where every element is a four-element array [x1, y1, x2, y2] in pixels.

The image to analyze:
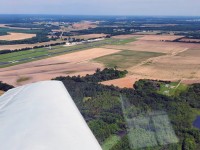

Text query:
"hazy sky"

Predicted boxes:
[[0, 0, 199, 16]]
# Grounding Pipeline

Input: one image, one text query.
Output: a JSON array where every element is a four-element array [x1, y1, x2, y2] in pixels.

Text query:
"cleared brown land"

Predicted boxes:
[[0, 48, 120, 86], [134, 31, 161, 35], [177, 49, 200, 57], [53, 21, 98, 33], [128, 55, 200, 81], [137, 35, 184, 41], [71, 34, 107, 39], [0, 32, 36, 41], [112, 34, 142, 39], [0, 90, 4, 96], [104, 40, 200, 54], [72, 21, 97, 30], [101, 75, 140, 88], [101, 75, 177, 88], [112, 34, 183, 41]]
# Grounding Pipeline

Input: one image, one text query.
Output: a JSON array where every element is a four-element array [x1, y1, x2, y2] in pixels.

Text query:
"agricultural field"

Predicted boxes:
[[70, 33, 107, 39], [137, 34, 184, 41], [100, 35, 200, 88], [93, 50, 164, 69], [0, 38, 121, 67], [0, 48, 120, 86], [1, 32, 200, 88], [104, 36, 200, 54], [0, 32, 36, 41]]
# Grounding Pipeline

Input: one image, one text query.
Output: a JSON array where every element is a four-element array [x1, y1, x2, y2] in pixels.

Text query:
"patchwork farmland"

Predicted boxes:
[[0, 33, 200, 88]]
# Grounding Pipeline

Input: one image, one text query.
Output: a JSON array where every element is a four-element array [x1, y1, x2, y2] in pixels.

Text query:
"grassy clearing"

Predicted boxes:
[[158, 81, 188, 96], [111, 37, 137, 45], [94, 50, 164, 69], [102, 135, 121, 150], [16, 77, 31, 83]]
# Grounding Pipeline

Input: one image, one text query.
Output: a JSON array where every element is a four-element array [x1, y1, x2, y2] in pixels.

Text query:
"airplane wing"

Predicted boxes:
[[0, 81, 102, 150]]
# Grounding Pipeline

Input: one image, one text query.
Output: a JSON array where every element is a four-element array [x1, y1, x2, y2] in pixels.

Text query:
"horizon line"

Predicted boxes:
[[0, 14, 200, 17]]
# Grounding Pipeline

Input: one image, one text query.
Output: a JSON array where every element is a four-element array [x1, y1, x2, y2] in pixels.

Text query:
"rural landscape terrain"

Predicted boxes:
[[1, 15, 200, 150]]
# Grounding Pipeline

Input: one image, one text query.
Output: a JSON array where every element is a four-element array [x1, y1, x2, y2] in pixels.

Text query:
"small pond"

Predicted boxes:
[[193, 116, 200, 129]]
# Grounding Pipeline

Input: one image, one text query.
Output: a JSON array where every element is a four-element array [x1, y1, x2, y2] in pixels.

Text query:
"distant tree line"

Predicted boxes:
[[53, 68, 128, 83], [0, 42, 66, 55]]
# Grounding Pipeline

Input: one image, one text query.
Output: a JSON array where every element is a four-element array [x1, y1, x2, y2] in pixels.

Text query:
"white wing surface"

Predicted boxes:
[[0, 81, 102, 150]]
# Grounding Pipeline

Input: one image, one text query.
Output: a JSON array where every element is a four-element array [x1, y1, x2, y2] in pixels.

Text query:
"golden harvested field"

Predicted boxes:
[[112, 34, 183, 41], [0, 32, 36, 41], [72, 21, 97, 30], [137, 35, 184, 41], [71, 34, 107, 39], [53, 21, 98, 32], [177, 49, 200, 57], [102, 54, 200, 88], [0, 48, 120, 86], [101, 34, 200, 88], [112, 34, 141, 39], [101, 75, 140, 88], [104, 39, 200, 54], [128, 55, 200, 80]]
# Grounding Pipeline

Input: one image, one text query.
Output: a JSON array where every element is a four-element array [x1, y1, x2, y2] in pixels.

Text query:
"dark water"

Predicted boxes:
[[193, 116, 200, 129]]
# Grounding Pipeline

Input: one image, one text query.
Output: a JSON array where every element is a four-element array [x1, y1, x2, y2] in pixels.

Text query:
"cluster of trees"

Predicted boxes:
[[54, 70, 200, 150], [54, 68, 128, 83], [0, 24, 61, 45], [0, 81, 14, 91], [0, 31, 52, 45]]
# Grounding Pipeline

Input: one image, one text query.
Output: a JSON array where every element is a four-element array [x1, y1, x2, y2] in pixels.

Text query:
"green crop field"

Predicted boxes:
[[93, 50, 164, 69], [111, 37, 138, 45]]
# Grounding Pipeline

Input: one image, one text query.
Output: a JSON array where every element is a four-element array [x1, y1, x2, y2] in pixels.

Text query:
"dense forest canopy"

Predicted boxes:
[[54, 68, 200, 150]]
